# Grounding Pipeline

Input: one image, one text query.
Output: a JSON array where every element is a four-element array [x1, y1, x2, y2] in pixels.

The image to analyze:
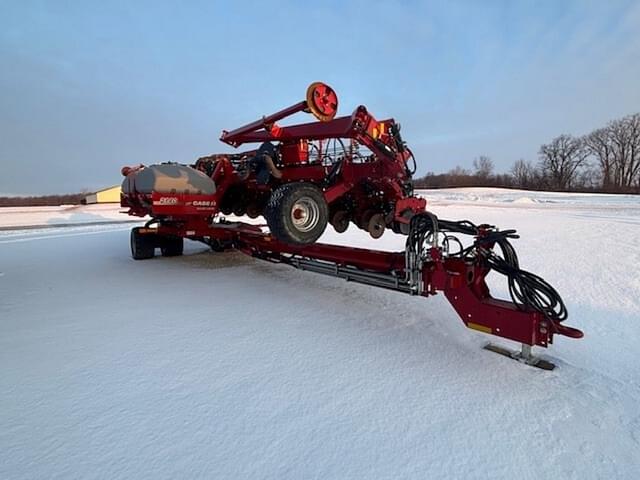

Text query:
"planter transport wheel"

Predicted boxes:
[[131, 227, 155, 260], [265, 183, 329, 245], [160, 235, 184, 257]]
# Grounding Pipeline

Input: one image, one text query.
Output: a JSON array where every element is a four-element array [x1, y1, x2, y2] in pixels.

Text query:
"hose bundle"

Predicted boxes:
[[406, 213, 567, 323]]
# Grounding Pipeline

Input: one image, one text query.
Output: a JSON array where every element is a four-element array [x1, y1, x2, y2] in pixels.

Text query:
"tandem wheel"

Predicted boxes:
[[130, 227, 184, 260]]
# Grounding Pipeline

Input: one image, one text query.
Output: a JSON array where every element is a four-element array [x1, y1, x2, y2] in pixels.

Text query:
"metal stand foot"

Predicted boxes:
[[484, 343, 556, 371]]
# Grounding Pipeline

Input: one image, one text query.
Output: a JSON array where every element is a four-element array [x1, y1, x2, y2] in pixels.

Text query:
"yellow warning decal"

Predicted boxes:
[[467, 322, 492, 334]]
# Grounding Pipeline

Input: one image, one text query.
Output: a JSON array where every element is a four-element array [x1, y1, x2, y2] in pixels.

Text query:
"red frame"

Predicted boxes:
[[140, 220, 583, 349]]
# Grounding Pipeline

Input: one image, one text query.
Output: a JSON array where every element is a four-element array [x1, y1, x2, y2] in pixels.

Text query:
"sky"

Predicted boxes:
[[1, 0, 639, 195]]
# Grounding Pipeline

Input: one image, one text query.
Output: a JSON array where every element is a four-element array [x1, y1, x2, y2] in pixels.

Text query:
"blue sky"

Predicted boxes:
[[1, 0, 639, 194]]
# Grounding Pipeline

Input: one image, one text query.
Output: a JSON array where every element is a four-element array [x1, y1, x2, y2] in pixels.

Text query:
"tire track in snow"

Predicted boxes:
[[0, 225, 134, 244]]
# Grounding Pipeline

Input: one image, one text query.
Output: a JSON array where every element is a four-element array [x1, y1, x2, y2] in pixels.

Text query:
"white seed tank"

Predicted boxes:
[[122, 163, 216, 195]]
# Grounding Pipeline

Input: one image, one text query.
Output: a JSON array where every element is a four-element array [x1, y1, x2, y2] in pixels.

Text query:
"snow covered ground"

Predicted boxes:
[[0, 204, 139, 230], [1, 188, 639, 479]]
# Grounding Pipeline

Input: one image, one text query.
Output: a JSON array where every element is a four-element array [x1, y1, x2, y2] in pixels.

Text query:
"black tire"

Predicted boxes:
[[160, 235, 184, 257], [264, 183, 328, 245], [208, 238, 227, 252], [131, 227, 155, 260]]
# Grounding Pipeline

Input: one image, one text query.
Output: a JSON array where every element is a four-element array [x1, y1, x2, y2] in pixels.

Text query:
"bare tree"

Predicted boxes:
[[511, 159, 535, 187], [584, 114, 640, 190], [473, 156, 494, 179], [583, 127, 615, 188], [613, 114, 640, 188], [447, 165, 470, 177], [629, 114, 640, 188], [445, 165, 472, 187], [575, 167, 601, 190], [538, 135, 589, 190]]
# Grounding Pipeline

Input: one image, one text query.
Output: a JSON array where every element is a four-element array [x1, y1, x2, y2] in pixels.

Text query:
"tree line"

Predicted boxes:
[[0, 193, 87, 207], [414, 113, 640, 193]]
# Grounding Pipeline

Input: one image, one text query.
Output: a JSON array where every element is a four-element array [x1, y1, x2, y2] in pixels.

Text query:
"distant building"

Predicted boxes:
[[83, 186, 121, 204]]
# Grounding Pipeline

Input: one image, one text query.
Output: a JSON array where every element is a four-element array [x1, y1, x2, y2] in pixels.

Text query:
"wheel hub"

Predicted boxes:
[[291, 197, 320, 232]]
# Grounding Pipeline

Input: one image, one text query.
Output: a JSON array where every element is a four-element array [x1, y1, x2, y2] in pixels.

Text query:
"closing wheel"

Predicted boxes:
[[160, 235, 184, 257], [330, 210, 350, 233], [265, 183, 329, 245], [356, 209, 375, 230], [232, 202, 246, 217], [306, 82, 338, 122], [246, 202, 262, 219], [130, 227, 155, 260], [367, 213, 386, 239]]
